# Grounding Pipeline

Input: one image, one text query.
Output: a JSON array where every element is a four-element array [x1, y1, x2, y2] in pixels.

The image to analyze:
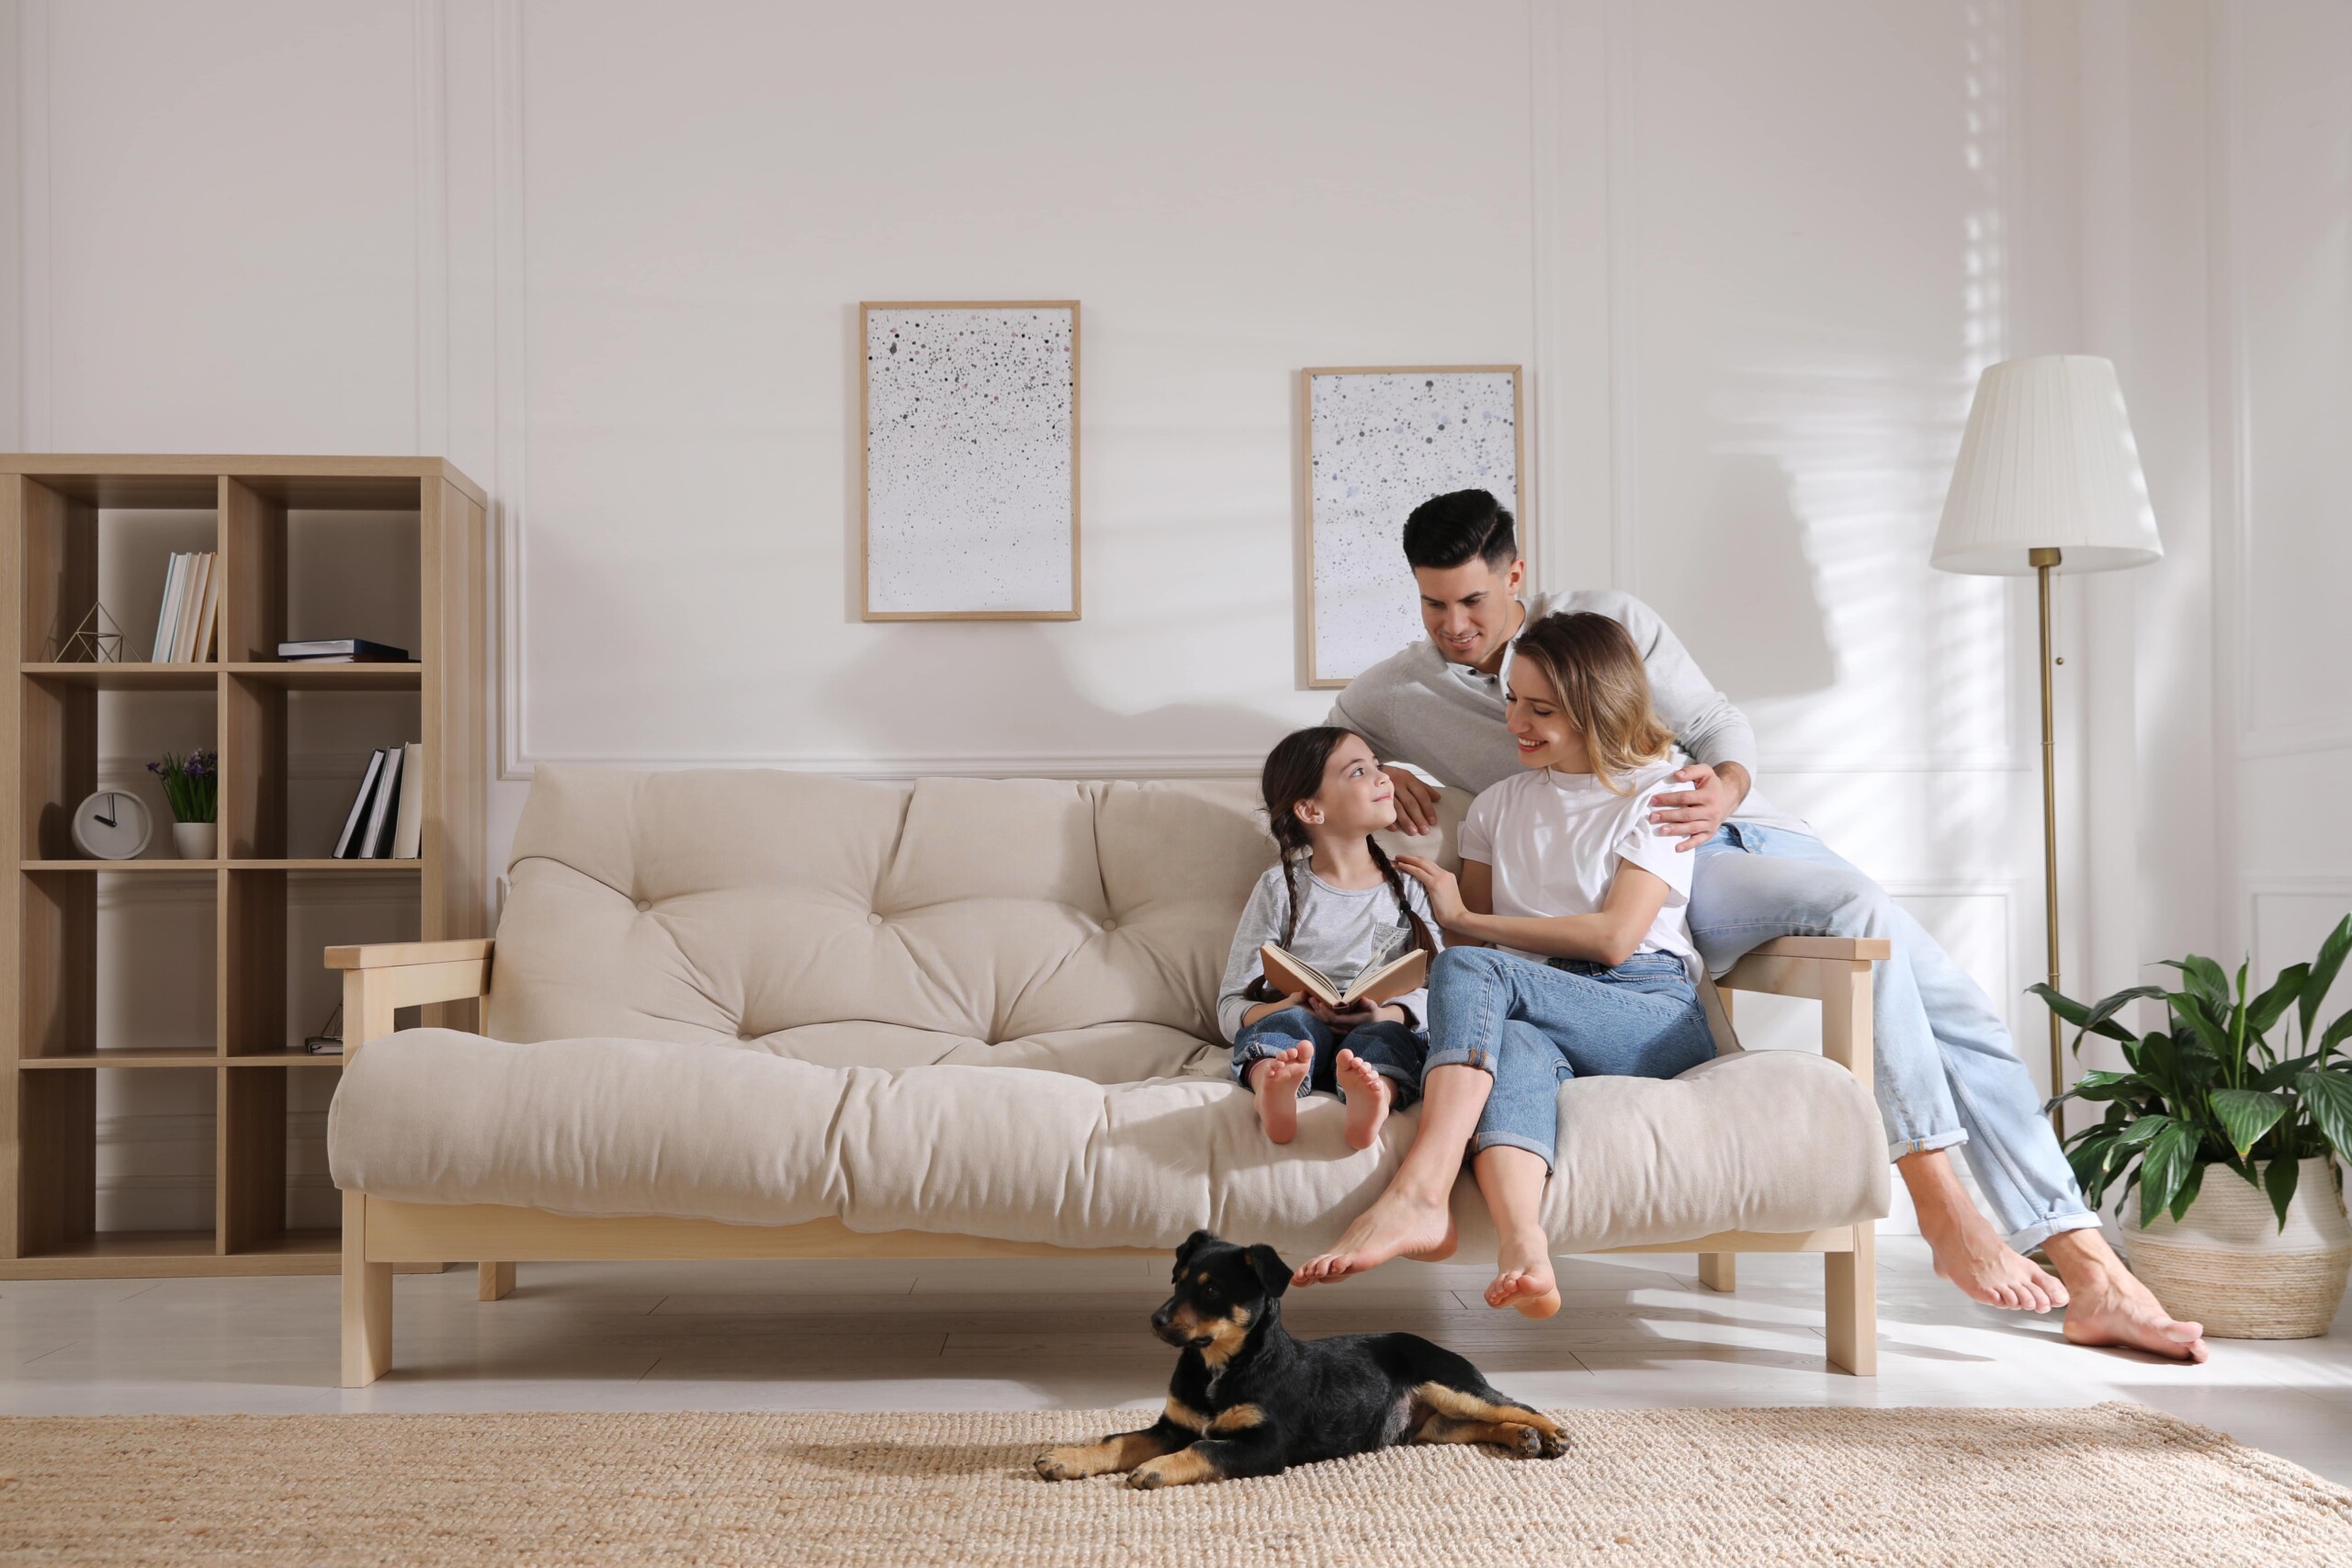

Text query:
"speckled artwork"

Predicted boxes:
[[1306, 367, 1522, 685], [863, 303, 1079, 619]]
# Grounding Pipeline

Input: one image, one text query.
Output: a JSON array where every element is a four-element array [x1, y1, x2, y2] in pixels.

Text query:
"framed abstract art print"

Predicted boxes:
[[860, 300, 1080, 620], [1299, 365, 1524, 687]]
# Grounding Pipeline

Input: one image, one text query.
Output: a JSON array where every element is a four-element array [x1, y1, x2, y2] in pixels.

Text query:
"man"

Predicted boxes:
[[1306, 488, 2204, 1363]]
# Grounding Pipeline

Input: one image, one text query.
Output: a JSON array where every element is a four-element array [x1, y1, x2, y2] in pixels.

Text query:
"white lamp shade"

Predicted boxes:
[[1932, 355, 2163, 576]]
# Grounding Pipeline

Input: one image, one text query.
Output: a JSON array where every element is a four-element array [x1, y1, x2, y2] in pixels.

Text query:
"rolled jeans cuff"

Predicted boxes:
[[1360, 1063, 1425, 1111], [1888, 1128, 1968, 1162], [1472, 1130, 1555, 1174], [1420, 1044, 1497, 1077], [2009, 1209, 2100, 1256]]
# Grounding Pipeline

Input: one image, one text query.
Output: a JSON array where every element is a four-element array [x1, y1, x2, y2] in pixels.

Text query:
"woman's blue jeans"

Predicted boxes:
[[1231, 1009, 1426, 1108], [1422, 946, 1717, 1170], [1690, 822, 2098, 1251]]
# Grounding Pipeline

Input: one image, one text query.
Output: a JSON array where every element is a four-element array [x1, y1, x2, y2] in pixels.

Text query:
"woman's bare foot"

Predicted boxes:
[[2045, 1230, 2210, 1363], [1293, 1189, 1458, 1286], [1486, 1224, 1561, 1317], [1336, 1050, 1394, 1150], [1250, 1044, 1313, 1145], [1899, 1150, 2067, 1312]]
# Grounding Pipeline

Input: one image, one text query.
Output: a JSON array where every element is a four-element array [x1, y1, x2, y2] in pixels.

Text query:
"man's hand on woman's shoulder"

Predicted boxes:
[[1649, 761, 1750, 852]]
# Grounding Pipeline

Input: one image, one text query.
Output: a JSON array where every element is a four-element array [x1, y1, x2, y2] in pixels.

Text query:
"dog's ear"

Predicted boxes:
[[1175, 1229, 1217, 1269], [1246, 1244, 1292, 1299]]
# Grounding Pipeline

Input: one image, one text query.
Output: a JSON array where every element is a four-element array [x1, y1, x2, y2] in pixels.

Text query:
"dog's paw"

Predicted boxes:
[[1500, 1422, 1568, 1460], [1035, 1450, 1085, 1482], [1125, 1465, 1169, 1490]]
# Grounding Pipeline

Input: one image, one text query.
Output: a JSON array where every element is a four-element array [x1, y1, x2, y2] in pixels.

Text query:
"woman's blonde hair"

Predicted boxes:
[[1510, 612, 1675, 794]]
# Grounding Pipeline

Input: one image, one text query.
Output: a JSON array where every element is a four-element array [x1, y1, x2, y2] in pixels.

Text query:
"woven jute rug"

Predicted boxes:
[[4, 1402, 2347, 1566]]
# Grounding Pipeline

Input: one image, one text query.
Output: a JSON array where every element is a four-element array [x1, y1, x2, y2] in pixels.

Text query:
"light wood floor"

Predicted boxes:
[[4, 1235, 2346, 1485]]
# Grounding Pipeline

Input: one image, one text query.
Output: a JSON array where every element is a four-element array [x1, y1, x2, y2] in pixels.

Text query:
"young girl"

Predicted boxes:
[[1216, 728, 1444, 1150], [1295, 612, 1719, 1316]]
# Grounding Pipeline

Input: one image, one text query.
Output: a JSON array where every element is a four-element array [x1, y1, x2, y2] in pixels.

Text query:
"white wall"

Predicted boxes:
[[2214, 1, 2352, 1015], [7, 0, 2342, 1231]]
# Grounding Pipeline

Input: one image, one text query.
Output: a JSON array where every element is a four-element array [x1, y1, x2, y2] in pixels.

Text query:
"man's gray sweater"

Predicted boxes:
[[1325, 588, 1807, 833]]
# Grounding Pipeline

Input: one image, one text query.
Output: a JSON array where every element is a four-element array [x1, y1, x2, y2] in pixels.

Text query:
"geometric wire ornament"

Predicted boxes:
[[43, 603, 126, 664]]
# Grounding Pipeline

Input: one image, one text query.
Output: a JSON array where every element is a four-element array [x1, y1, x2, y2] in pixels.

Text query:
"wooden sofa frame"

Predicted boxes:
[[327, 932, 1890, 1387]]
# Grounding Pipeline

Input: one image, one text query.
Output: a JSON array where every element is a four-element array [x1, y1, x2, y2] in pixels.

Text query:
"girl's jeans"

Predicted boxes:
[[1231, 1009, 1427, 1107], [1423, 946, 1717, 1170], [1692, 822, 2098, 1251]]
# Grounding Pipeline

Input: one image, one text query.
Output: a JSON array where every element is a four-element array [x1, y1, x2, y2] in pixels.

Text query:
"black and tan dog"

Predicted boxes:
[[1035, 1230, 1566, 1489]]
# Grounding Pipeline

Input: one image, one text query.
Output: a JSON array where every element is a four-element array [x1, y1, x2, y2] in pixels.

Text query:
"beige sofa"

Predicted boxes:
[[326, 766, 1890, 1386]]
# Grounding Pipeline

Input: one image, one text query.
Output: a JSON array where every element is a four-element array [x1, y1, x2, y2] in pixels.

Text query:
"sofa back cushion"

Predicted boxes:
[[487, 766, 1296, 1047]]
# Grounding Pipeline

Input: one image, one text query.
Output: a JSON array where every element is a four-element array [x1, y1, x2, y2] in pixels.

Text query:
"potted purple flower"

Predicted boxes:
[[149, 749, 218, 861]]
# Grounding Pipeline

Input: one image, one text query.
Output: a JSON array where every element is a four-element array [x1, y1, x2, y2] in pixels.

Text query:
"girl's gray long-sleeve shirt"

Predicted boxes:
[[1215, 863, 1442, 1043]]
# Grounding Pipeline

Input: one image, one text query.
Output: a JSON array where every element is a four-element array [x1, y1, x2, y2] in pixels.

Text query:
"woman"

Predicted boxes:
[[1293, 612, 1719, 1315]]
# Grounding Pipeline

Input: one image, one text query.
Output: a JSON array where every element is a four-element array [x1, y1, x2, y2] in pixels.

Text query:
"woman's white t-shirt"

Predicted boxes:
[[1457, 756, 1702, 978]]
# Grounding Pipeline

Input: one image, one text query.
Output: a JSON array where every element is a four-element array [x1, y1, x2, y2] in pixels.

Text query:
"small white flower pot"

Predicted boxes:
[[2122, 1156, 2352, 1338], [172, 821, 218, 862]]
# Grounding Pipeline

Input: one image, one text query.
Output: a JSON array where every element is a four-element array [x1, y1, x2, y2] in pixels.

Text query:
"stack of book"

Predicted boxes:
[[151, 552, 220, 662], [334, 742, 426, 860], [277, 637, 410, 663]]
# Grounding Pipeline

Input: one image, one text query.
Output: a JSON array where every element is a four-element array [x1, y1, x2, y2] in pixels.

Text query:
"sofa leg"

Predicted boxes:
[[479, 1261, 515, 1302], [342, 1191, 393, 1387], [1824, 1224, 1877, 1376], [1698, 1253, 1736, 1292]]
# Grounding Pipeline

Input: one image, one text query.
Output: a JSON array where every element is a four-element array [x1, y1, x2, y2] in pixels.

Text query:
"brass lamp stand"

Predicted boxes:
[[2030, 546, 2064, 1134]]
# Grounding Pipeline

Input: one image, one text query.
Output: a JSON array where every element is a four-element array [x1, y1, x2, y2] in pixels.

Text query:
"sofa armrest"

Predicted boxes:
[[324, 940, 495, 1053], [324, 939, 495, 970], [1715, 935, 1889, 1089], [1732, 936, 1892, 964]]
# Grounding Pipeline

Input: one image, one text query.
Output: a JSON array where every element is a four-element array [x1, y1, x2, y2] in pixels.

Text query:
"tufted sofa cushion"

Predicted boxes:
[[484, 766, 1288, 1055]]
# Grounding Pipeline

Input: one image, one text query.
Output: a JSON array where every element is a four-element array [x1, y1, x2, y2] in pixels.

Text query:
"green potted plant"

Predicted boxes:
[[149, 748, 218, 862], [2038, 913, 2352, 1337]]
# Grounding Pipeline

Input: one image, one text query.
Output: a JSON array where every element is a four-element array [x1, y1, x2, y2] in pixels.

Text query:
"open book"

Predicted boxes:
[[1260, 943, 1428, 1010]]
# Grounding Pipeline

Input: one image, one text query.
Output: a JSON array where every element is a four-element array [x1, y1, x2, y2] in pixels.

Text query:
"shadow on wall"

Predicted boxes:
[[1667, 454, 1836, 701], [822, 623, 1294, 772]]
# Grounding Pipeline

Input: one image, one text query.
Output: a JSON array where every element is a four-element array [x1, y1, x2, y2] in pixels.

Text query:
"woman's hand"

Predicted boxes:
[[1392, 853, 1468, 928]]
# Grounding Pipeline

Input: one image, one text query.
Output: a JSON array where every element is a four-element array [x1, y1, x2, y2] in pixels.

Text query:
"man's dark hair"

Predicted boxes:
[[1401, 489, 1518, 571]]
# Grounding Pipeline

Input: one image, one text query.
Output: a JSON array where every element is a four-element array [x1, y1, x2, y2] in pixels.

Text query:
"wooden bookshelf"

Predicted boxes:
[[0, 456, 485, 1277]]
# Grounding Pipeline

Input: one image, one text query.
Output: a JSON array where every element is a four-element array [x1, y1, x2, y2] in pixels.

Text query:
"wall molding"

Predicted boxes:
[[477, 1, 2035, 796], [17, 0, 50, 452], [1600, 0, 1639, 596], [2238, 717, 2352, 762], [513, 750, 1264, 783], [413, 0, 448, 459], [2215, 5, 2352, 765], [492, 0, 529, 781], [1762, 750, 2027, 775]]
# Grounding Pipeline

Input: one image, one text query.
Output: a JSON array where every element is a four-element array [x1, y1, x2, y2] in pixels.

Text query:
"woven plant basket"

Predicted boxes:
[[2122, 1156, 2352, 1338]]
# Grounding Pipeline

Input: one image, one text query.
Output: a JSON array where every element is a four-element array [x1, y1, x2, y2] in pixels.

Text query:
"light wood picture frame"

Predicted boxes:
[[859, 300, 1081, 621], [1298, 365, 1526, 689]]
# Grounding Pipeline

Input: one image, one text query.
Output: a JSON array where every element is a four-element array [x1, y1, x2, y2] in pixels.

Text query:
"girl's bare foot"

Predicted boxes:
[[1293, 1190, 1458, 1286], [2045, 1230, 2210, 1363], [1336, 1050, 1394, 1150], [1486, 1224, 1561, 1317], [1899, 1150, 2067, 1312], [1250, 1044, 1313, 1144]]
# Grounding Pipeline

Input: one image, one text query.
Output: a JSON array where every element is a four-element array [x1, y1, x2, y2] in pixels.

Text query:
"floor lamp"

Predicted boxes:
[[1931, 355, 2163, 1132]]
